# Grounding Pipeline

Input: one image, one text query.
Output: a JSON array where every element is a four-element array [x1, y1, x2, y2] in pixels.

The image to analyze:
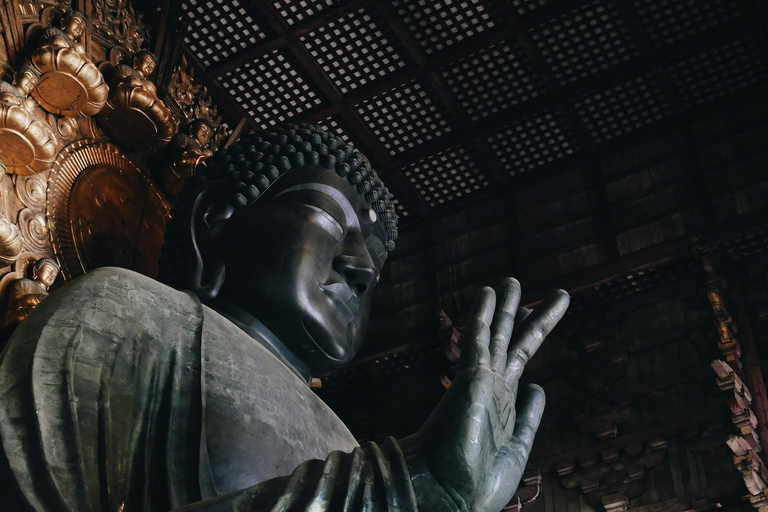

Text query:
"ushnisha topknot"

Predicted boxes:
[[33, 257, 59, 271], [158, 123, 398, 288]]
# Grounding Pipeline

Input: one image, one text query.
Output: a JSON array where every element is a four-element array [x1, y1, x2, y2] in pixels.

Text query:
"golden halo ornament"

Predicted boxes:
[[47, 139, 170, 280], [29, 46, 109, 117], [98, 81, 176, 151], [0, 102, 58, 175]]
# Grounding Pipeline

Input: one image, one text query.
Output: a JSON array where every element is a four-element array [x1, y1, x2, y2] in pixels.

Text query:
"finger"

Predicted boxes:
[[513, 307, 531, 333], [459, 286, 496, 370], [489, 278, 521, 373], [505, 289, 569, 385], [508, 384, 546, 464]]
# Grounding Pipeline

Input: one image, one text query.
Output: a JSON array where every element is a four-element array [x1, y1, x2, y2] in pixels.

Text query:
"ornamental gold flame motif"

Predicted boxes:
[[27, 11, 109, 117]]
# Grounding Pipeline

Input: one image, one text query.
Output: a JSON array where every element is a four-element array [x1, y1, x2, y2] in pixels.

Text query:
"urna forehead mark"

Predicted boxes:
[[276, 183, 361, 230]]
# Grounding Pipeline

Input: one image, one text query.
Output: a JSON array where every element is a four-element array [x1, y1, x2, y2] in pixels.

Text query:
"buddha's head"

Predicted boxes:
[[158, 124, 397, 374], [133, 50, 156, 79], [15, 66, 40, 96], [191, 119, 214, 146], [62, 11, 87, 41], [33, 258, 59, 289]]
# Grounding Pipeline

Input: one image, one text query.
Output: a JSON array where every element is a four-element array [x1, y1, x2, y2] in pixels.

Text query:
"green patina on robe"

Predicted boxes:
[[0, 268, 421, 512]]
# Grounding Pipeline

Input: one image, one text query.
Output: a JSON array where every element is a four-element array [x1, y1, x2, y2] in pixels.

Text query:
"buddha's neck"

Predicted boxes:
[[206, 297, 312, 384]]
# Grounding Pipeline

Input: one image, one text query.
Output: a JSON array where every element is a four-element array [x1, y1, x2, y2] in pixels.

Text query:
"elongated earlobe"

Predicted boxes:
[[183, 183, 234, 301]]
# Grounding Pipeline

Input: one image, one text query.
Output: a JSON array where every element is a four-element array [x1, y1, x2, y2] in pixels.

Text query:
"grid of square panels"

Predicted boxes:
[[441, 41, 545, 121], [574, 74, 668, 144], [485, 111, 577, 176], [666, 36, 768, 109], [356, 79, 454, 155], [530, 0, 640, 85], [273, 0, 338, 25], [183, 0, 269, 67], [301, 7, 409, 95], [317, 115, 354, 143], [220, 49, 322, 128], [510, 0, 551, 15], [402, 145, 490, 207], [391, 0, 498, 55], [632, 0, 741, 48]]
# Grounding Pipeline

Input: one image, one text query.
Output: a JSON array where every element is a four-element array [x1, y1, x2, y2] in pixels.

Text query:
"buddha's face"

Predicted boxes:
[[135, 55, 155, 78], [64, 16, 85, 40], [193, 122, 213, 145], [33, 262, 59, 288], [220, 166, 388, 374], [16, 71, 38, 95]]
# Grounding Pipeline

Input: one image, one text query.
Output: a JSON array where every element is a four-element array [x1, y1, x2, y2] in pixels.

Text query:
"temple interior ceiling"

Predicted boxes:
[[177, 0, 768, 220], [0, 0, 765, 510]]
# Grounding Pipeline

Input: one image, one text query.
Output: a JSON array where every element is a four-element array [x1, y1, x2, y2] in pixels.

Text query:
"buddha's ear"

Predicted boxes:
[[183, 181, 235, 301]]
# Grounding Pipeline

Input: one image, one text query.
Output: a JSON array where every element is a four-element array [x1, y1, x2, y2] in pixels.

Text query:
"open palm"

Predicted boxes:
[[402, 278, 569, 512]]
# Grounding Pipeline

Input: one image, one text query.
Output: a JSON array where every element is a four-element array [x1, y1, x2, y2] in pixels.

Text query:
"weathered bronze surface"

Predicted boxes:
[[47, 139, 170, 279], [3, 257, 58, 326], [98, 51, 177, 150], [0, 124, 567, 511], [28, 11, 109, 118], [0, 67, 58, 175]]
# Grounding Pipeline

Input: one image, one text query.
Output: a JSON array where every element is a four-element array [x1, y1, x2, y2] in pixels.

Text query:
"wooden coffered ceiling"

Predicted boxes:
[[168, 0, 768, 223]]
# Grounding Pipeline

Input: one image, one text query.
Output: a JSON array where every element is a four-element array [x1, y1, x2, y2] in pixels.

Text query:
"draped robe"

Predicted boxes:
[[0, 268, 428, 511]]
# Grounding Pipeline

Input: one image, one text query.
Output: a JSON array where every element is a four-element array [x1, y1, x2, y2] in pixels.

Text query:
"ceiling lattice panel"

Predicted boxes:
[[403, 145, 490, 207], [666, 36, 768, 109], [356, 78, 455, 155], [183, 0, 271, 67], [182, 0, 768, 220], [574, 74, 669, 145], [219, 49, 323, 127], [390, 0, 500, 55], [632, 0, 742, 48], [441, 40, 546, 121], [301, 7, 410, 95], [273, 0, 339, 25], [486, 111, 578, 176], [529, 0, 641, 85]]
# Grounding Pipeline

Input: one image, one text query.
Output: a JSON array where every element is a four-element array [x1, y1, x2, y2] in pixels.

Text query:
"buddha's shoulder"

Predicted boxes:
[[22, 267, 201, 333]]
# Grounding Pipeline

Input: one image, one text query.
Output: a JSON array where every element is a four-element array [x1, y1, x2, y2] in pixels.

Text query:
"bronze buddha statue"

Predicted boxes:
[[0, 66, 59, 175], [161, 118, 215, 199], [99, 50, 177, 151], [0, 124, 568, 511], [3, 258, 59, 327]]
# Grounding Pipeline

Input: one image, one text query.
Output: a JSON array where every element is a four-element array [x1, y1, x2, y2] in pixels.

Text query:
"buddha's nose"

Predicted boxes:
[[333, 254, 377, 295]]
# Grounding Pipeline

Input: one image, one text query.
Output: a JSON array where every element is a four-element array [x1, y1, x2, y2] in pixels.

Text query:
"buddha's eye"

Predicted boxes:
[[301, 203, 344, 240]]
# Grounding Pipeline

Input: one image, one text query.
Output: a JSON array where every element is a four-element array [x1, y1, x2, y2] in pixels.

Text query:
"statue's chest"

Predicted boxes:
[[199, 310, 358, 496]]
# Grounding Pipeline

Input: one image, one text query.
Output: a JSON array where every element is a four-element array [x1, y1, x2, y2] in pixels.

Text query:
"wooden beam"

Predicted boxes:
[[527, 411, 725, 473], [725, 264, 768, 454]]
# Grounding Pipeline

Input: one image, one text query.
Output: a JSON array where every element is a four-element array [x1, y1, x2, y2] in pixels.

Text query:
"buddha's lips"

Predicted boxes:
[[319, 282, 360, 317]]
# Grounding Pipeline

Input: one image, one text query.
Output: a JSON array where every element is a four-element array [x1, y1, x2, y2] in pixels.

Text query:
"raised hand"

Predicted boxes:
[[402, 278, 569, 512]]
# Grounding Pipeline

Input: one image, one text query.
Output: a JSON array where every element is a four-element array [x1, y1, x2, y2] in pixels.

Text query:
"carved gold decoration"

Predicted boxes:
[[99, 51, 176, 150], [90, 0, 146, 53], [18, 207, 48, 252], [3, 257, 59, 326], [0, 216, 23, 267], [161, 119, 213, 198], [47, 139, 170, 279], [167, 56, 228, 151], [28, 11, 109, 118], [15, 172, 48, 210], [0, 67, 59, 175]]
